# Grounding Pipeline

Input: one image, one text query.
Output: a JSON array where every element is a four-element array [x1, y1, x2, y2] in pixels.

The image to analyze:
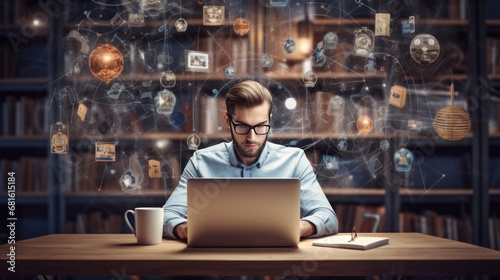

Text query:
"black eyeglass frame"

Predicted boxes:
[[228, 116, 271, 135]]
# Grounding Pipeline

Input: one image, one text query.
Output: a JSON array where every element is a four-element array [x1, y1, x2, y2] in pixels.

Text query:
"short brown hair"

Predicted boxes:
[[225, 80, 273, 117]]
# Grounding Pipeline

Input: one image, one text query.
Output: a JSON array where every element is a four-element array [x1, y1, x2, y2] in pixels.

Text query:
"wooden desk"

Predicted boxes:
[[1, 233, 500, 276]]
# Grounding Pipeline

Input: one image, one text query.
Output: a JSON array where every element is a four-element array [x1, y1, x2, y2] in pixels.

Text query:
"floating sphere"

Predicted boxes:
[[234, 18, 250, 36], [356, 115, 374, 135], [433, 105, 471, 141], [88, 44, 124, 84]]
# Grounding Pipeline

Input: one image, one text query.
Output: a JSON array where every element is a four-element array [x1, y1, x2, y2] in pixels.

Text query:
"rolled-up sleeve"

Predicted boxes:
[[295, 150, 339, 237]]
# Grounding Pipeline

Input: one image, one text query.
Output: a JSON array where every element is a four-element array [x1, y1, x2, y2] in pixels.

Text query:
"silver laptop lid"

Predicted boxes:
[[187, 178, 300, 247]]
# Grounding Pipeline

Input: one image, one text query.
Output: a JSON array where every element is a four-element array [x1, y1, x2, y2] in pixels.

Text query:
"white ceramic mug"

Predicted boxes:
[[124, 207, 164, 245]]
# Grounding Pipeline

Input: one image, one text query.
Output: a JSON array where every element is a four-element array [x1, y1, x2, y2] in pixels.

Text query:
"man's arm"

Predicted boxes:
[[296, 150, 339, 237], [300, 220, 317, 238], [173, 222, 188, 240]]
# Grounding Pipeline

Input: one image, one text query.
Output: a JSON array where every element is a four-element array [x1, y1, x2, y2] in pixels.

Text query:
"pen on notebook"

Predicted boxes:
[[348, 226, 357, 242]]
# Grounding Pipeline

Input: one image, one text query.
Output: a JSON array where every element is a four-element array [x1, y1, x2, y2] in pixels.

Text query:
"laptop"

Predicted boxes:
[[187, 177, 300, 247]]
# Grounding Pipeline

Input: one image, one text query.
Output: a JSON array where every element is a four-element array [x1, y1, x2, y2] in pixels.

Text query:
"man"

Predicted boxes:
[[162, 80, 338, 240]]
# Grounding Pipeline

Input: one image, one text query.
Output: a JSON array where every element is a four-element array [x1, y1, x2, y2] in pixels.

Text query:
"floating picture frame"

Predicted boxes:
[[185, 50, 212, 72], [203, 6, 225, 26]]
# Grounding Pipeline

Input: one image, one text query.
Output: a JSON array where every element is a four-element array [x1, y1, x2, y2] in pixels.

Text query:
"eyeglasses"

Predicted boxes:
[[228, 117, 271, 135]]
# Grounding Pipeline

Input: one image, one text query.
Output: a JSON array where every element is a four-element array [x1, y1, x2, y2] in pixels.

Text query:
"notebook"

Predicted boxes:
[[187, 177, 300, 247], [312, 234, 389, 250]]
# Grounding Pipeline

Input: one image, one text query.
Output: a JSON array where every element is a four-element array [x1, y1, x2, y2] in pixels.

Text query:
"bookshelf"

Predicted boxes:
[[0, 0, 55, 241], [2, 0, 499, 252]]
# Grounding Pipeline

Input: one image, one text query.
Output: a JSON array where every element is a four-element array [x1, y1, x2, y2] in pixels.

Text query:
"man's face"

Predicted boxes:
[[225, 103, 271, 166]]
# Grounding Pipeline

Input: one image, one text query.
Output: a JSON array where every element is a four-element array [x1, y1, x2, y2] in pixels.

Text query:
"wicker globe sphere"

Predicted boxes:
[[433, 104, 471, 140]]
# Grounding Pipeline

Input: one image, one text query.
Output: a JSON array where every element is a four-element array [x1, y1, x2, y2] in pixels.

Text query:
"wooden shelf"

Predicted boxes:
[[0, 192, 50, 204], [399, 188, 473, 203], [322, 188, 385, 196], [400, 189, 473, 196], [0, 136, 48, 148], [491, 189, 500, 196], [310, 18, 468, 27], [0, 24, 48, 37], [0, 78, 50, 91], [64, 190, 172, 205]]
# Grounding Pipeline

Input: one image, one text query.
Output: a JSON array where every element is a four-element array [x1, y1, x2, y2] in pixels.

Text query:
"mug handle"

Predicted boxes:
[[124, 210, 136, 236]]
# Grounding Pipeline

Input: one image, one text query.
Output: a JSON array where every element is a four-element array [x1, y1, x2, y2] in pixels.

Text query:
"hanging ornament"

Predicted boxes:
[[402, 16, 415, 35], [261, 53, 273, 68], [353, 27, 374, 57], [327, 95, 345, 116], [389, 85, 407, 108], [408, 120, 422, 133], [148, 159, 162, 178], [323, 32, 338, 49], [303, 70, 317, 88], [394, 148, 413, 172], [337, 133, 348, 151], [380, 140, 390, 151], [283, 38, 296, 54], [364, 57, 377, 73], [433, 83, 471, 141], [175, 18, 188, 32], [321, 155, 339, 170], [160, 70, 176, 88], [410, 34, 440, 65], [50, 122, 69, 154], [169, 110, 186, 127], [140, 0, 165, 17], [155, 89, 176, 115], [88, 44, 124, 84], [95, 142, 116, 162], [203, 6, 225, 26], [375, 13, 391, 37], [120, 170, 138, 192], [234, 18, 250, 36], [311, 42, 326, 67], [187, 134, 201, 150], [356, 115, 374, 135], [270, 0, 288, 7], [224, 66, 236, 79]]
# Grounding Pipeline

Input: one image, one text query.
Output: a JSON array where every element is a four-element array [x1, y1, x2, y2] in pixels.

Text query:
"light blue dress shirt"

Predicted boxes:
[[162, 141, 339, 239]]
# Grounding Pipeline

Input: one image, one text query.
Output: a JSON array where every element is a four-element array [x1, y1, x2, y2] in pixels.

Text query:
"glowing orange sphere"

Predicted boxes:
[[234, 18, 250, 36], [356, 115, 374, 135], [88, 44, 124, 84]]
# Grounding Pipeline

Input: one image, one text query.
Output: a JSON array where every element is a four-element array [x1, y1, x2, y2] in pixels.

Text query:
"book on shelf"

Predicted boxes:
[[488, 216, 500, 250], [399, 211, 472, 243], [68, 210, 123, 233], [487, 37, 500, 75], [0, 157, 48, 193], [1, 95, 48, 136], [313, 234, 389, 250], [334, 204, 386, 233]]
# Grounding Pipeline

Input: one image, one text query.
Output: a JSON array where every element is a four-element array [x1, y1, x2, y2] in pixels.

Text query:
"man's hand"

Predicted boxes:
[[300, 220, 316, 238], [174, 222, 188, 240]]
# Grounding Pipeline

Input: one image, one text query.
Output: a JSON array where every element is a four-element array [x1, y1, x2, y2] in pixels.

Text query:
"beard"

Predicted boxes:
[[231, 129, 267, 161]]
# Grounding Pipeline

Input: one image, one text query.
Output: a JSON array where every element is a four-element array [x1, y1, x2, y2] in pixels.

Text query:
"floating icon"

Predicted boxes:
[[283, 38, 296, 54], [175, 18, 188, 32], [410, 34, 440, 65]]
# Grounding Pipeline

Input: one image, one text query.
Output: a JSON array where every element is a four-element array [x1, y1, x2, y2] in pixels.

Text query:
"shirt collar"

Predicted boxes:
[[228, 141, 269, 168]]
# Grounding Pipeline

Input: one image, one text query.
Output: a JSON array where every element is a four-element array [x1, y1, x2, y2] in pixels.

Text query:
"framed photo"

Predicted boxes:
[[185, 50, 212, 72], [375, 13, 391, 36], [203, 6, 225, 26], [389, 85, 407, 108], [95, 142, 116, 162]]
